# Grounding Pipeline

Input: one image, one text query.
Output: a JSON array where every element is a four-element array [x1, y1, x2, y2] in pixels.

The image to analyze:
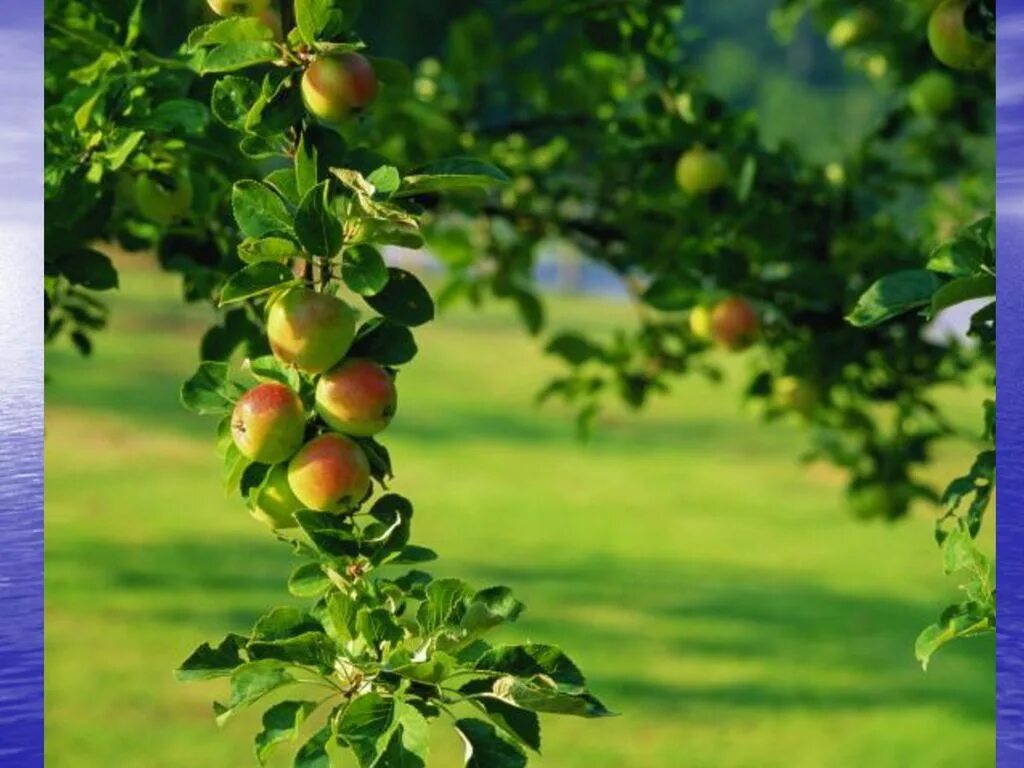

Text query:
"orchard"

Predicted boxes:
[[44, 0, 994, 765]]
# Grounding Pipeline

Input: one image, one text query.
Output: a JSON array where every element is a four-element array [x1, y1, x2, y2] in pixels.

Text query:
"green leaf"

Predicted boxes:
[[57, 248, 119, 291], [255, 700, 317, 765], [148, 100, 209, 136], [490, 674, 613, 717], [396, 158, 509, 198], [927, 235, 987, 277], [389, 651, 458, 684], [265, 168, 302, 207], [238, 236, 299, 265], [216, 660, 296, 725], [357, 607, 405, 649], [187, 17, 274, 48], [379, 701, 430, 768], [252, 607, 321, 641], [455, 718, 527, 768], [337, 692, 396, 767], [200, 41, 280, 74], [642, 276, 697, 311], [350, 318, 418, 365], [545, 333, 605, 365], [293, 724, 331, 768], [365, 268, 435, 327], [288, 563, 330, 598], [459, 679, 540, 752], [417, 578, 473, 635], [930, 275, 995, 315], [232, 180, 294, 239], [325, 590, 359, 642], [368, 165, 401, 195], [342, 245, 389, 295], [245, 355, 302, 390], [846, 270, 944, 327], [212, 76, 261, 130], [220, 262, 295, 306], [295, 133, 319, 198], [176, 634, 248, 681], [181, 361, 240, 415], [294, 0, 346, 46], [248, 632, 336, 668], [295, 181, 342, 258], [462, 586, 525, 635], [392, 545, 438, 564]]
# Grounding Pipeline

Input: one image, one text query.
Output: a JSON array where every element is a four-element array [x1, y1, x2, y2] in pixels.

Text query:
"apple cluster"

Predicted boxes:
[[231, 287, 398, 529]]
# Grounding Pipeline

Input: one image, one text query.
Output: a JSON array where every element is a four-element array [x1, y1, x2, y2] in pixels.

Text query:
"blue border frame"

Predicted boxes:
[[998, 0, 1022, 762], [0, 2, 43, 765]]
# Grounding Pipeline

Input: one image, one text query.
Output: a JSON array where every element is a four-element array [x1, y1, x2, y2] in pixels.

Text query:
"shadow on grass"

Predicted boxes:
[[46, 537, 993, 722]]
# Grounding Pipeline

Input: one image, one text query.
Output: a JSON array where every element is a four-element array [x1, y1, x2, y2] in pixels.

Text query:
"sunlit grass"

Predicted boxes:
[[44, 257, 993, 768]]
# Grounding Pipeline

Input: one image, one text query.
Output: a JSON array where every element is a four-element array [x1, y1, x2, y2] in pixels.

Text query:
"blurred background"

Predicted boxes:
[[44, 1, 994, 766]]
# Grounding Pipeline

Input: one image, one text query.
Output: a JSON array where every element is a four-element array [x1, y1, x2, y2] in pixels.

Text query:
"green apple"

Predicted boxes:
[[207, 0, 270, 17], [134, 170, 193, 225], [315, 358, 397, 437], [908, 71, 956, 115], [927, 0, 994, 71], [675, 146, 729, 195], [231, 382, 306, 464], [287, 433, 371, 513], [689, 305, 713, 342], [250, 464, 303, 530], [301, 53, 379, 125], [267, 287, 356, 374], [773, 376, 818, 416], [710, 296, 759, 351]]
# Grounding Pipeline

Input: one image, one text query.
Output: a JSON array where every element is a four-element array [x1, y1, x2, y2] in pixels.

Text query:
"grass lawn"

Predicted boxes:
[[44, 254, 994, 767]]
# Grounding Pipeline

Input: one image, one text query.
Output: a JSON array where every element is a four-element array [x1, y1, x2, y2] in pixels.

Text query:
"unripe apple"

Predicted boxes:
[[231, 382, 306, 464], [773, 376, 818, 416], [675, 146, 729, 195], [287, 433, 371, 513], [689, 305, 713, 342], [908, 71, 956, 115], [135, 170, 193, 225], [267, 287, 356, 374], [207, 0, 270, 17], [827, 9, 878, 49], [301, 53, 379, 125], [250, 464, 303, 529], [927, 0, 994, 71], [315, 359, 397, 437], [709, 296, 759, 351]]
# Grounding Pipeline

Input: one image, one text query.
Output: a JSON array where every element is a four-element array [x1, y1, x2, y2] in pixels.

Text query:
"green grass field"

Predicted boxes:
[[44, 255, 994, 768]]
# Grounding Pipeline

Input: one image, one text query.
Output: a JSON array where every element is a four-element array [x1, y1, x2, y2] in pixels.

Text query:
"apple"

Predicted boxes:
[[689, 305, 713, 342], [207, 0, 270, 17], [134, 170, 193, 225], [908, 71, 956, 115], [675, 146, 729, 195], [710, 296, 759, 351], [315, 358, 397, 437], [231, 381, 306, 464], [301, 53, 379, 125], [927, 0, 994, 71], [827, 9, 878, 49], [250, 464, 303, 530], [287, 433, 371, 513], [267, 287, 356, 374], [773, 376, 818, 416]]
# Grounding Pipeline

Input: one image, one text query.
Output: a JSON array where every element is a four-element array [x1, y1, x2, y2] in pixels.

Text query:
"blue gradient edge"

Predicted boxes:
[[0, 1, 44, 765], [998, 0, 1022, 763]]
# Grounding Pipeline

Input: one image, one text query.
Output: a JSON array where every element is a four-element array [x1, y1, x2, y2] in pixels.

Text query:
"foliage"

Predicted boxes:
[[44, 0, 993, 689]]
